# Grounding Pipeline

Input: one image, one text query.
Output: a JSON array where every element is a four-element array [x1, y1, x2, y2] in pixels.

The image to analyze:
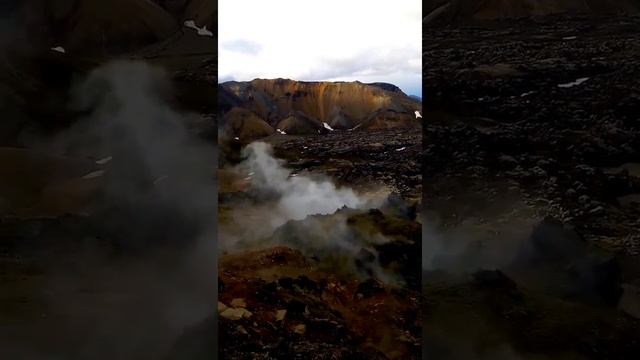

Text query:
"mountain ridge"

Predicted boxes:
[[218, 78, 421, 143]]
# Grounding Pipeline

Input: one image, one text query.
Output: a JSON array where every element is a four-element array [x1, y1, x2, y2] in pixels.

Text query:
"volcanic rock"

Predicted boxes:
[[230, 298, 246, 308], [293, 324, 306, 335], [423, 10, 640, 360], [276, 309, 287, 321], [220, 307, 252, 321], [217, 245, 421, 359], [355, 278, 386, 299], [218, 301, 228, 313]]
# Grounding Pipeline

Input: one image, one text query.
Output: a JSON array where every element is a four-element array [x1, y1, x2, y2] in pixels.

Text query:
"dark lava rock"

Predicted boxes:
[[293, 275, 319, 292], [278, 277, 294, 290], [286, 299, 307, 315], [355, 278, 386, 299]]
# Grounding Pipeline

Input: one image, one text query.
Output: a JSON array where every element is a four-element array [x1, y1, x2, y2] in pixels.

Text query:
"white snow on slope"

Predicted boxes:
[[95, 156, 112, 165], [415, 111, 422, 119], [558, 77, 589, 88], [184, 20, 199, 30], [184, 19, 213, 37], [82, 170, 105, 179], [198, 26, 213, 37], [51, 46, 66, 54], [323, 122, 334, 131]]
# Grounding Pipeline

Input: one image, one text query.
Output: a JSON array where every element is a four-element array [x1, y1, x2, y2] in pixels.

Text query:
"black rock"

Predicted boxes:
[[355, 278, 386, 299]]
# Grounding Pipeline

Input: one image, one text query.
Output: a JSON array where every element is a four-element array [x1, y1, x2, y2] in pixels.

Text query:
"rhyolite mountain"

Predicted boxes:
[[424, 0, 640, 24], [219, 79, 422, 142]]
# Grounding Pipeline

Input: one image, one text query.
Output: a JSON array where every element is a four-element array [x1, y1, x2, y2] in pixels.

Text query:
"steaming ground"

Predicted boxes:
[[220, 142, 384, 248], [0, 61, 218, 359], [217, 131, 422, 357], [242, 142, 367, 222], [219, 142, 416, 287]]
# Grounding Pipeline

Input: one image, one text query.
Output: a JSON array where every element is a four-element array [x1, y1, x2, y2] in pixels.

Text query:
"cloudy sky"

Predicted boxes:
[[218, 0, 422, 97]]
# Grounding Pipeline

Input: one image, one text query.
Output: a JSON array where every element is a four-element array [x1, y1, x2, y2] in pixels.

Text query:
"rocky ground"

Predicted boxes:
[[215, 245, 421, 359], [423, 14, 640, 359], [269, 130, 422, 201], [425, 15, 640, 244]]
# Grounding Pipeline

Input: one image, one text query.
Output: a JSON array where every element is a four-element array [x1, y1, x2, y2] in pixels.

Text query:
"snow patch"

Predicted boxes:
[[184, 19, 213, 37], [415, 111, 422, 119], [520, 91, 535, 97], [396, 147, 406, 152], [95, 156, 112, 165], [184, 20, 198, 30], [323, 122, 334, 131], [82, 170, 105, 179], [197, 26, 213, 37], [562, 36, 577, 40], [51, 46, 65, 54], [558, 77, 589, 88], [276, 129, 287, 135]]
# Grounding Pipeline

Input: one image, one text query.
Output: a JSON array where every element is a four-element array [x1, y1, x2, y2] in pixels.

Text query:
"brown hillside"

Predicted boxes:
[[221, 79, 421, 129]]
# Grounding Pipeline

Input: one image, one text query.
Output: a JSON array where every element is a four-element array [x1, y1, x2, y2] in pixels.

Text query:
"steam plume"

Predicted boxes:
[[242, 142, 367, 226]]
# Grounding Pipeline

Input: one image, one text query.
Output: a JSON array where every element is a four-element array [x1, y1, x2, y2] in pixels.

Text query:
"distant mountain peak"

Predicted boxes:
[[367, 82, 404, 94]]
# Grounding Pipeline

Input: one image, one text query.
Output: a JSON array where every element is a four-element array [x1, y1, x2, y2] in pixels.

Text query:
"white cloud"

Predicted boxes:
[[219, 0, 422, 96]]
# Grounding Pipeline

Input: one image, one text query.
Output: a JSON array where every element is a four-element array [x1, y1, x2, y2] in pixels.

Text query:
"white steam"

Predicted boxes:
[[219, 142, 405, 283], [242, 142, 367, 227]]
